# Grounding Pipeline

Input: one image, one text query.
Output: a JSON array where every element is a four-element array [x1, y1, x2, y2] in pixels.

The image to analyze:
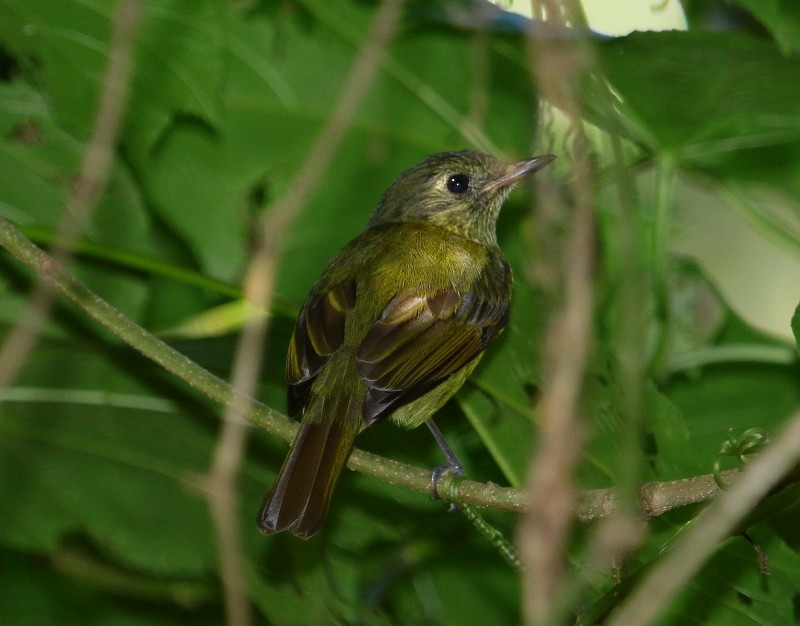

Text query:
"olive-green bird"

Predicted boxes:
[[257, 150, 555, 539]]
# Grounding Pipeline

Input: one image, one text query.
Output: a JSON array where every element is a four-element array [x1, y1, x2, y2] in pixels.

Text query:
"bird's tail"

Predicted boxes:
[[257, 417, 358, 539]]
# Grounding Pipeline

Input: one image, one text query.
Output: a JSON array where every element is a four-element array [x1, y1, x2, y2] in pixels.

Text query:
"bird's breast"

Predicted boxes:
[[364, 226, 487, 294]]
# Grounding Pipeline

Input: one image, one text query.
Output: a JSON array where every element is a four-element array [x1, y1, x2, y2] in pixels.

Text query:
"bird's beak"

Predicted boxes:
[[483, 154, 556, 194]]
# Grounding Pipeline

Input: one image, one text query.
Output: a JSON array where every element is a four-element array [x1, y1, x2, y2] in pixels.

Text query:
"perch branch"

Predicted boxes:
[[3, 216, 793, 524]]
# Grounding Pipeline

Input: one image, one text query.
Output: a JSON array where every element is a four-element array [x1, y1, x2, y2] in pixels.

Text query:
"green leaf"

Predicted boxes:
[[126, 0, 224, 158], [0, 0, 223, 152], [0, 80, 155, 316], [663, 534, 800, 625], [670, 172, 800, 343], [593, 31, 800, 153], [0, 343, 219, 575], [141, 0, 536, 280], [0, 548, 221, 625], [792, 302, 800, 354], [729, 0, 800, 55]]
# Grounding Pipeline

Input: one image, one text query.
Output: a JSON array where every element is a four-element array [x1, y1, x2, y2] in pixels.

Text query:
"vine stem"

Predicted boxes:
[[649, 153, 678, 376]]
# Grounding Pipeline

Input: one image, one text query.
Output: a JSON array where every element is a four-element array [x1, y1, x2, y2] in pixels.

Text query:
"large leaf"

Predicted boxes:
[[730, 0, 800, 55], [0, 0, 223, 154], [0, 342, 218, 574], [0, 80, 154, 317], [592, 31, 800, 154], [141, 0, 537, 280]]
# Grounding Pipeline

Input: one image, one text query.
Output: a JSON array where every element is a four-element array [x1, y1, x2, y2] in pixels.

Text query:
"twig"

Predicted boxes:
[[0, 0, 142, 391], [203, 2, 405, 623], [263, 0, 406, 239], [520, 11, 597, 626], [577, 469, 738, 521], [609, 410, 800, 626]]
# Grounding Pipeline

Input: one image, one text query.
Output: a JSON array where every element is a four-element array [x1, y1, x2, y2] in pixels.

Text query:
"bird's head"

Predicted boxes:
[[368, 151, 555, 246]]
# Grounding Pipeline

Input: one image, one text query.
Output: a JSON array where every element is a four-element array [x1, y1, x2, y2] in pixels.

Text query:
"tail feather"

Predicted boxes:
[[257, 419, 357, 539]]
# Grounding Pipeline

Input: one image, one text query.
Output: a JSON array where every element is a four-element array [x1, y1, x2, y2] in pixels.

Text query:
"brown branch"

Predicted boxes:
[[520, 17, 597, 626], [577, 470, 738, 522], [0, 0, 142, 391], [202, 2, 406, 624], [609, 410, 800, 626], [262, 0, 406, 240]]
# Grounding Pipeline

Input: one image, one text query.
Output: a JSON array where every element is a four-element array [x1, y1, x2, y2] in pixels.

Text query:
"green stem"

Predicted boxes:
[[438, 472, 522, 571], [667, 343, 797, 375], [608, 132, 647, 508], [649, 153, 678, 376], [462, 504, 522, 572], [53, 547, 216, 606], [19, 226, 241, 298]]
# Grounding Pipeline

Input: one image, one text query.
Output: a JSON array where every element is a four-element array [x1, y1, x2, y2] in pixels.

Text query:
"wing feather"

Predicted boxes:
[[286, 253, 511, 426], [357, 275, 509, 426], [286, 280, 356, 416]]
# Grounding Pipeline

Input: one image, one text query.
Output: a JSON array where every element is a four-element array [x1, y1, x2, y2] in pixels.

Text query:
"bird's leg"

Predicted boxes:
[[425, 419, 465, 512]]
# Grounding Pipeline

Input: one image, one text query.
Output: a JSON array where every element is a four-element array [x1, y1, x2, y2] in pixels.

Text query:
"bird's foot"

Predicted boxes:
[[430, 461, 465, 513]]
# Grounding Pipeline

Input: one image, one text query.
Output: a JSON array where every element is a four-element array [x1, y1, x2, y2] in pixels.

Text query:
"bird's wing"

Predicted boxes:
[[356, 282, 510, 426], [286, 279, 356, 416]]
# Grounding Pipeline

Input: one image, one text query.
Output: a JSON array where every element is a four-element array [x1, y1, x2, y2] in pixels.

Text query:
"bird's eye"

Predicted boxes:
[[446, 173, 470, 194]]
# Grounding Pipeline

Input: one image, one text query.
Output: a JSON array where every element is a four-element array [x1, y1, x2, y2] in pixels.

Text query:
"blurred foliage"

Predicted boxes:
[[0, 0, 799, 624]]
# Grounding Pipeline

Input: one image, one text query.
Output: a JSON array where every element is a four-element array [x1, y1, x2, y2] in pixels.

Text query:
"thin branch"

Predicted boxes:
[[577, 469, 740, 521], [206, 297, 261, 625], [0, 216, 796, 523], [0, 216, 291, 432], [520, 16, 597, 626], [202, 2, 405, 623], [609, 409, 800, 626], [0, 0, 142, 391], [263, 0, 406, 240]]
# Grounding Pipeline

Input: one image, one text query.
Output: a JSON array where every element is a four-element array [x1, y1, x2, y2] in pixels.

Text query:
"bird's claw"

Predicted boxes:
[[430, 462, 465, 512]]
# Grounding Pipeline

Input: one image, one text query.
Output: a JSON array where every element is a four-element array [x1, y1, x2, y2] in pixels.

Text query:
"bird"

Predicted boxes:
[[257, 150, 555, 538]]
